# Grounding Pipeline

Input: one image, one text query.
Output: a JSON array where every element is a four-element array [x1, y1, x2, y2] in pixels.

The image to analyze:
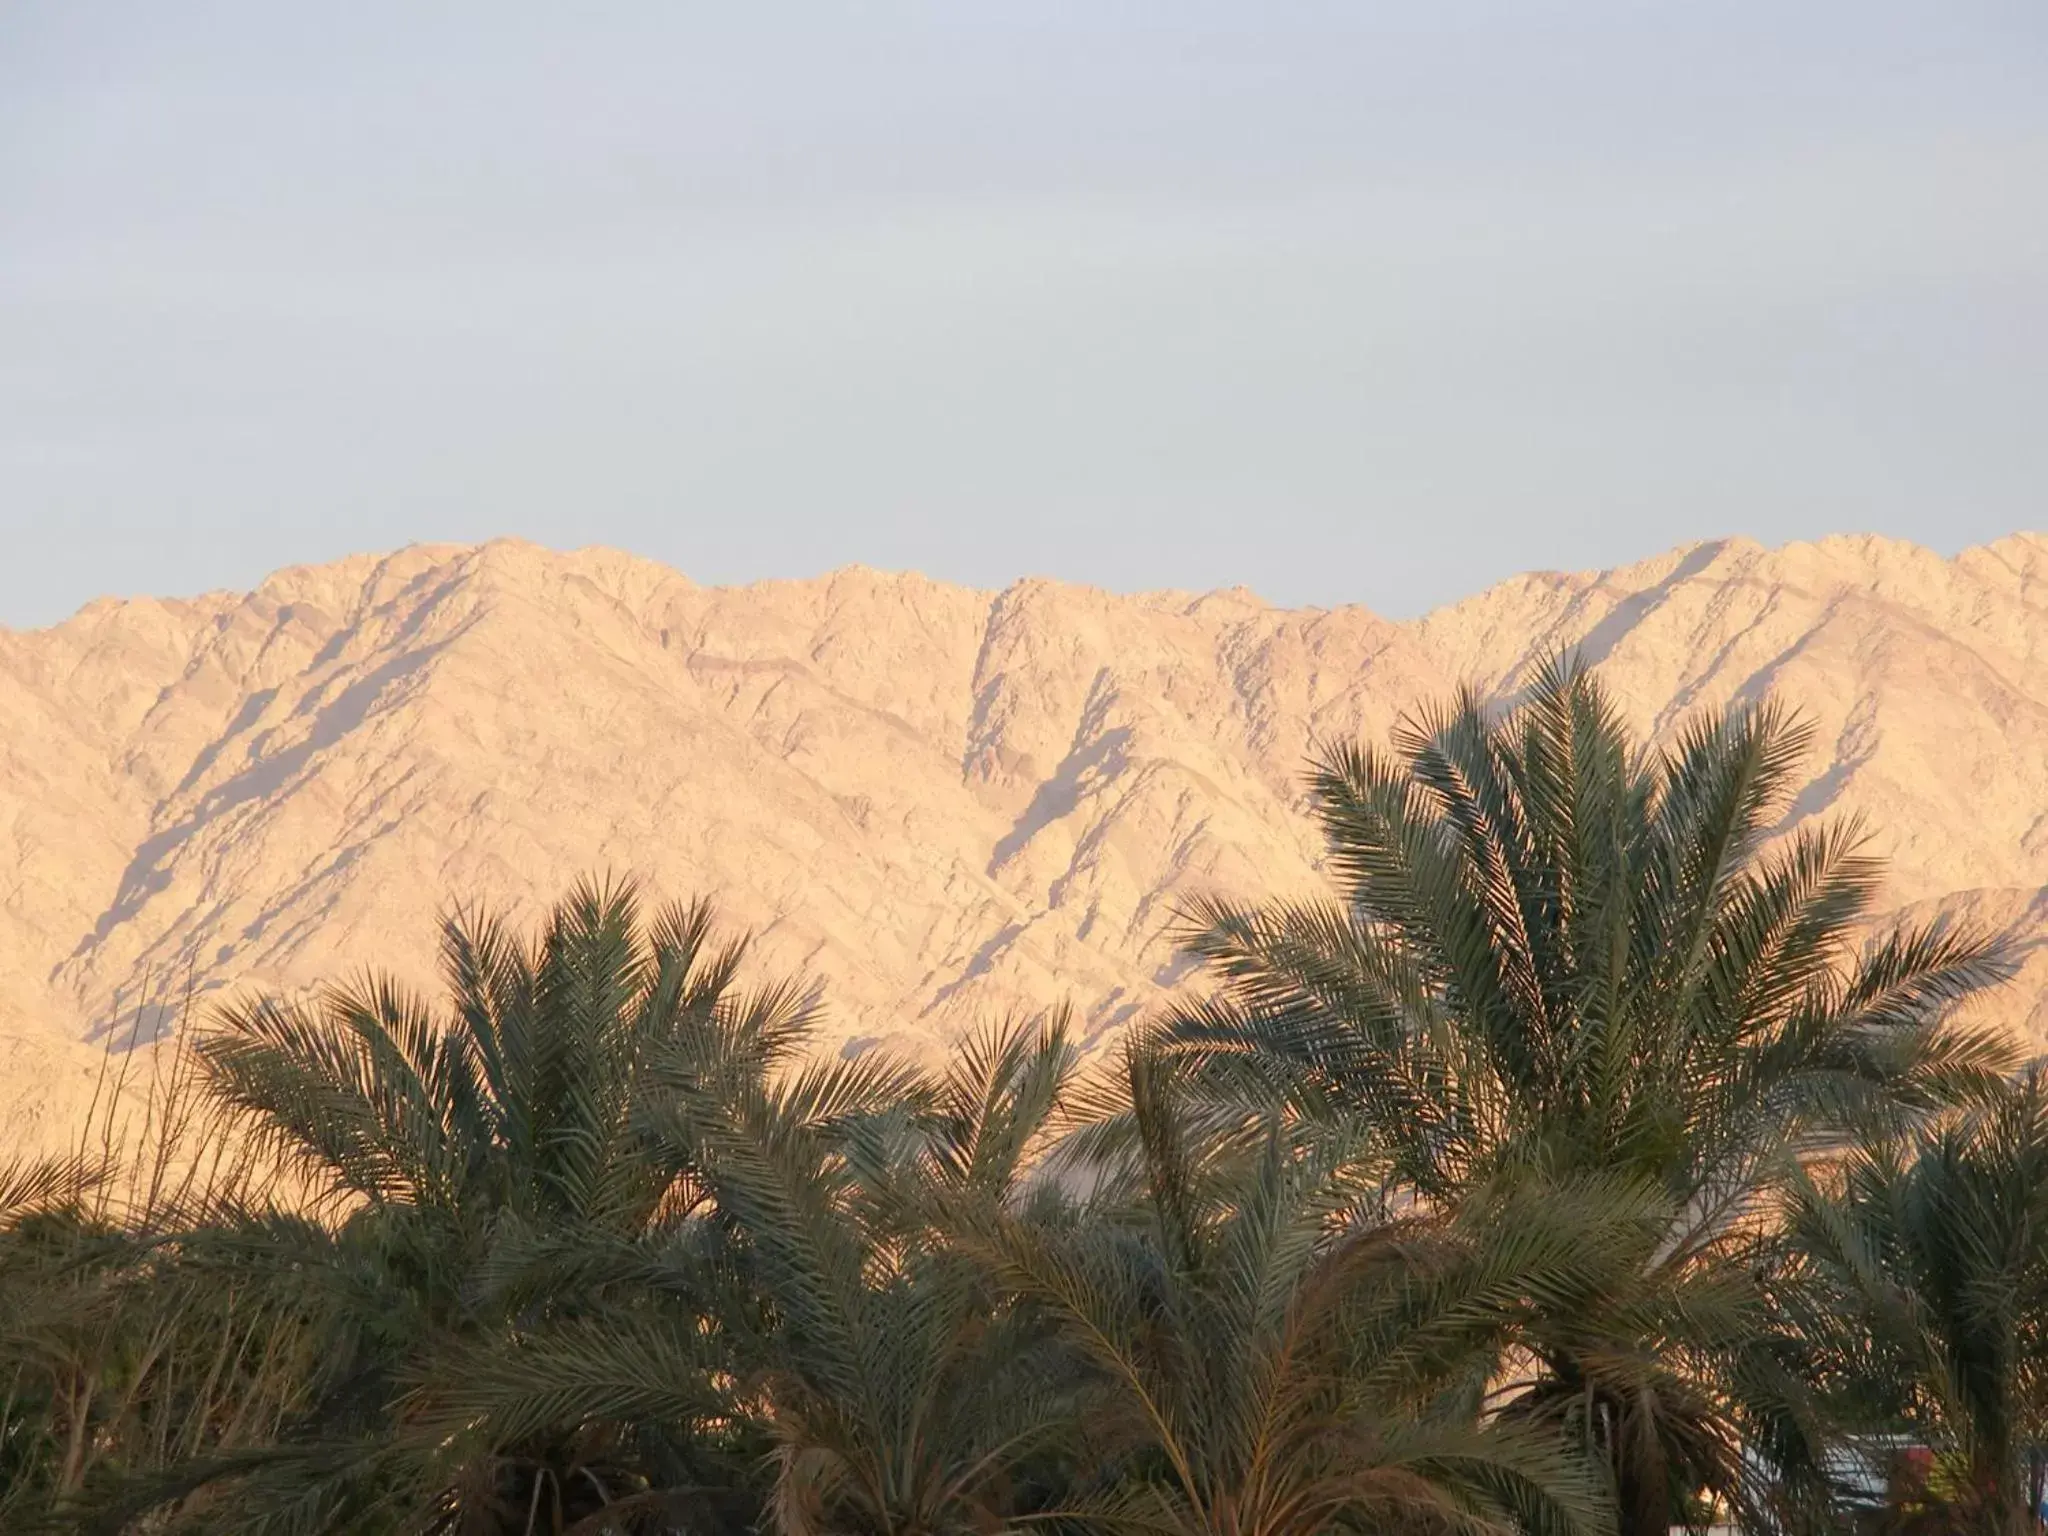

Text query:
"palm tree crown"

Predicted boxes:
[[192, 879, 820, 1531], [990, 1047, 1620, 1536], [1155, 655, 2014, 1534], [1793, 1067, 2048, 1534]]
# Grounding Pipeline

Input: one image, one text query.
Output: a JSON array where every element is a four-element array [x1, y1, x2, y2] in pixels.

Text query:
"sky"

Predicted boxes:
[[2, 3, 2045, 630]]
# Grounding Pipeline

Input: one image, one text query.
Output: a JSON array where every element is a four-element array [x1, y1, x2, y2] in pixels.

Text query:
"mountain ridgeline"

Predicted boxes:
[[4, 533, 2048, 1138]]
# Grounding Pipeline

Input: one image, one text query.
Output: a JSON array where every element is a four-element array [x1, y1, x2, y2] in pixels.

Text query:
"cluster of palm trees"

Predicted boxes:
[[5, 658, 2047, 1535]]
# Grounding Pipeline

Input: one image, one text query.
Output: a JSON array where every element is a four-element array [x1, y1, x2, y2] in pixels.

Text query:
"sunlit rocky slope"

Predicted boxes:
[[6, 535, 2048, 1142]]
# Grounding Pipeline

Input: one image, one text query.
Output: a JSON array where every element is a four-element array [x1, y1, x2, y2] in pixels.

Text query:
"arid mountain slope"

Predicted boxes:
[[5, 534, 2047, 1140]]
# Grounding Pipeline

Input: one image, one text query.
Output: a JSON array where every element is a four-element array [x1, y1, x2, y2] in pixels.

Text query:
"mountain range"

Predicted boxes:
[[6, 533, 2048, 1144]]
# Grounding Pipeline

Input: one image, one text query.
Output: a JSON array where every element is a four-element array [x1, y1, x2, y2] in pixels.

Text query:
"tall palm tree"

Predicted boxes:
[[1791, 1068, 2048, 1534], [986, 1045, 1622, 1536], [1154, 655, 2013, 1535], [185, 878, 822, 1533]]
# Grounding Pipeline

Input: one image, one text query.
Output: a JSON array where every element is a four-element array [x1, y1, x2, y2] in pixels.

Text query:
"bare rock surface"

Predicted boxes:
[[6, 534, 2047, 1145]]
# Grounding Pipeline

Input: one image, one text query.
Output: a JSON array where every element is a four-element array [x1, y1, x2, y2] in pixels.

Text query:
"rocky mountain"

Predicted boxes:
[[6, 534, 2048, 1145]]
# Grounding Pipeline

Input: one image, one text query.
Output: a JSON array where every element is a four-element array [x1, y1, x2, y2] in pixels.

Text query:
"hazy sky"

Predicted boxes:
[[3, 4, 2044, 629]]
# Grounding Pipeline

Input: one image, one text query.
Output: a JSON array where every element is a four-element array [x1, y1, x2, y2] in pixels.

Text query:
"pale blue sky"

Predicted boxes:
[[3, 3, 2044, 629]]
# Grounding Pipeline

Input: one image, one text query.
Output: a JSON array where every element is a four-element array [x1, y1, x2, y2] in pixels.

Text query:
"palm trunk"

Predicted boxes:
[[1613, 1439, 1672, 1536], [57, 1367, 94, 1496], [1616, 1476, 1670, 1536], [1985, 1484, 2041, 1536], [1970, 1454, 2041, 1536]]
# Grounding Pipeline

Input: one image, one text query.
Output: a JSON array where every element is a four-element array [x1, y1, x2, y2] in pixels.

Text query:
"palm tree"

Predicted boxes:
[[185, 878, 822, 1533], [425, 1014, 1090, 1536], [708, 1012, 1084, 1536], [985, 1045, 1621, 1536], [1154, 655, 2013, 1535], [1791, 1068, 2048, 1534]]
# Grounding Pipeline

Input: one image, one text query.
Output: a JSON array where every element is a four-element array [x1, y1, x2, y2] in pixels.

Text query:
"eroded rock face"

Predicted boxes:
[[6, 533, 2047, 1140]]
